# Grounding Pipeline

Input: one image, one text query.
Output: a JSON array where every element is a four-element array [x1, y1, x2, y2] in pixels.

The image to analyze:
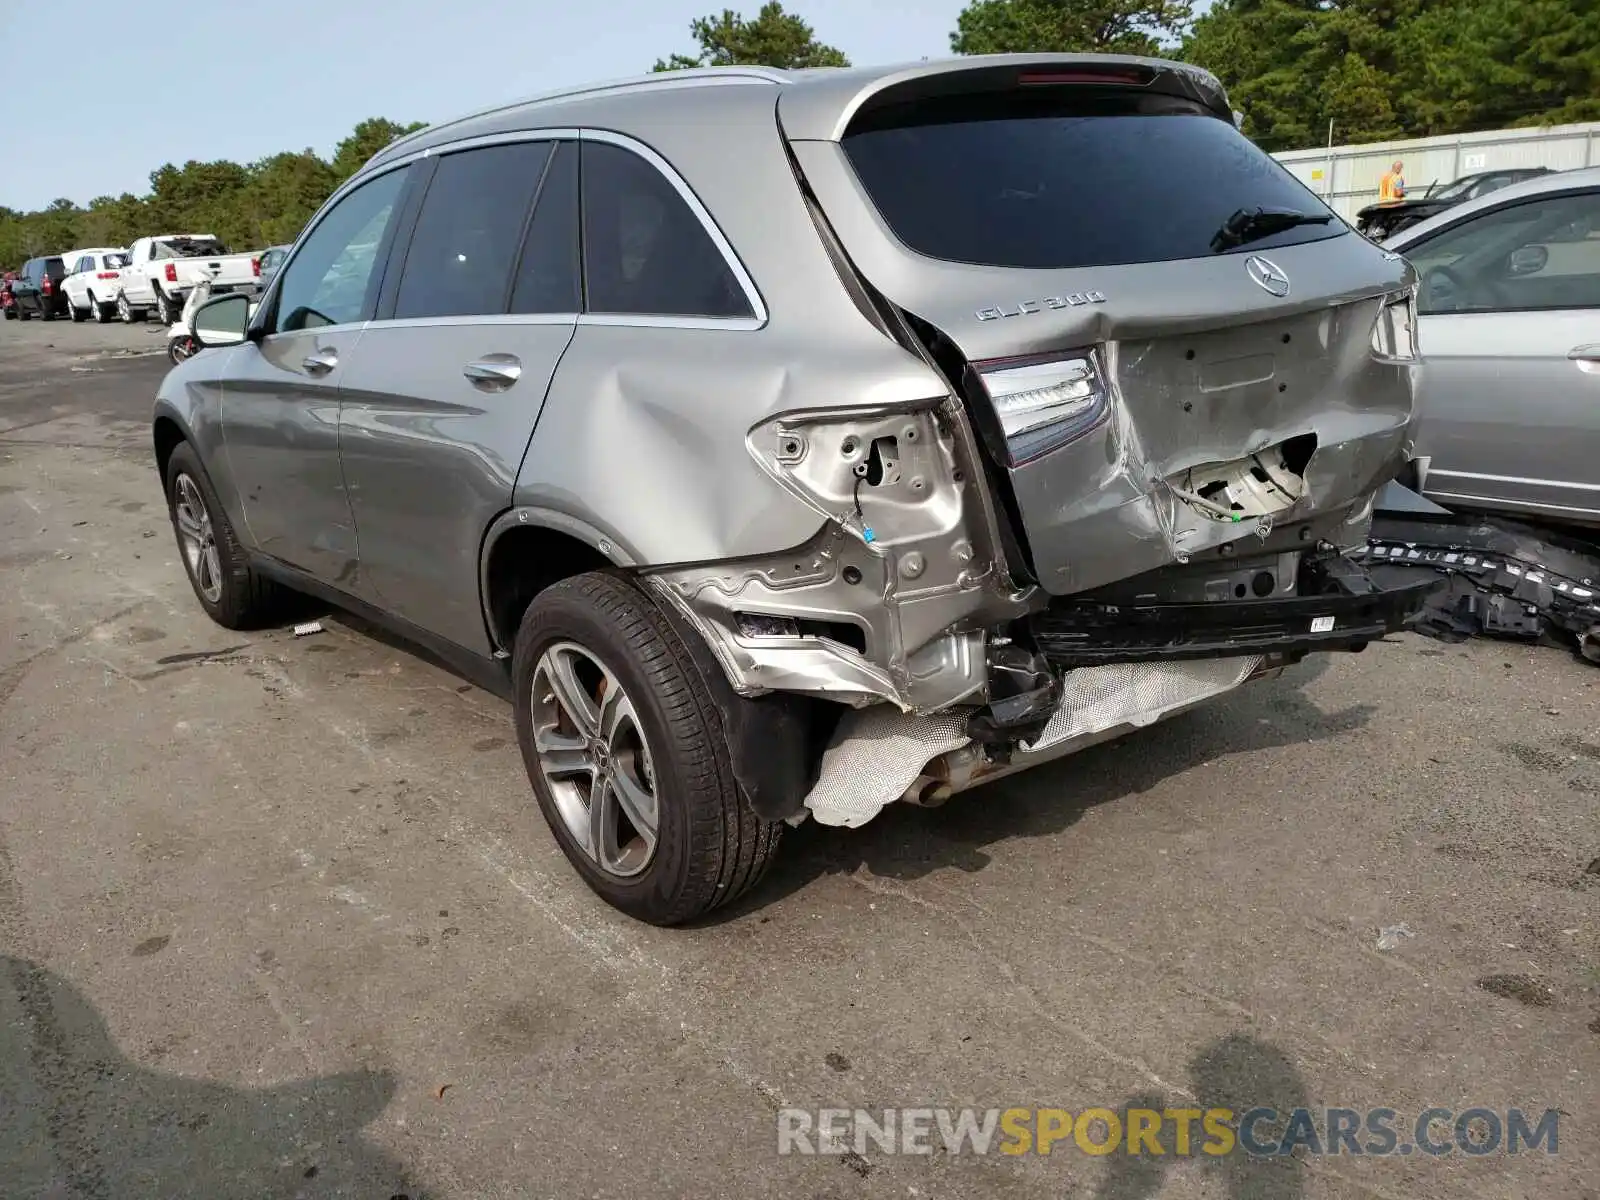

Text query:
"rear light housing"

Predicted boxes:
[[96, 271, 119, 280], [252, 256, 261, 277], [1370, 289, 1419, 362], [973, 350, 1111, 466], [164, 262, 178, 283], [41, 276, 52, 295]]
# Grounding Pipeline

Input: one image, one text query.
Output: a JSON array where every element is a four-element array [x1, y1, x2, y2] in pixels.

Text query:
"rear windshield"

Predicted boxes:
[[841, 90, 1345, 269], [45, 257, 65, 279], [103, 253, 130, 269]]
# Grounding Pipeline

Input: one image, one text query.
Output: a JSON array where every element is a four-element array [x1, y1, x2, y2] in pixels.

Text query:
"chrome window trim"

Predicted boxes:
[[577, 313, 765, 331], [369, 313, 577, 331]]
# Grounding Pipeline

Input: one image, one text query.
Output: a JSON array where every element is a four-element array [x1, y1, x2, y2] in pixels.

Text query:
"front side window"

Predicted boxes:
[[1409, 191, 1600, 315], [842, 89, 1344, 269], [580, 141, 753, 319], [273, 168, 407, 333], [393, 141, 554, 320]]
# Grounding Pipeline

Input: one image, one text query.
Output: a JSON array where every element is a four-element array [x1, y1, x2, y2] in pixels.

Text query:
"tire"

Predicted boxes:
[[68, 297, 86, 323], [116, 291, 145, 323], [163, 441, 290, 630], [90, 291, 111, 323], [155, 288, 177, 325], [2, 308, 14, 320], [512, 572, 783, 925]]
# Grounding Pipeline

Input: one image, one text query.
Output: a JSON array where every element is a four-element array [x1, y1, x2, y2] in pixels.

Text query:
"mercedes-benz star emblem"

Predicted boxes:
[[1245, 255, 1291, 297]]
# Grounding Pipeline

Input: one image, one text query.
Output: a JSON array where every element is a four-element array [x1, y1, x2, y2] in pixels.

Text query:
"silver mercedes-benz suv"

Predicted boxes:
[[156, 55, 1432, 924]]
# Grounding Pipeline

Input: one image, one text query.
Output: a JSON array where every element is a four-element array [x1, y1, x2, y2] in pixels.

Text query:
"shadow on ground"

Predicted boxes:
[[0, 954, 422, 1199], [718, 657, 1365, 919], [1100, 1032, 1310, 1200]]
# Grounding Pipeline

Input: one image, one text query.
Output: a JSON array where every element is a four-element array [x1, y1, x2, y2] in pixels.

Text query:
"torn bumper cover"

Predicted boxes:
[[1361, 490, 1600, 665]]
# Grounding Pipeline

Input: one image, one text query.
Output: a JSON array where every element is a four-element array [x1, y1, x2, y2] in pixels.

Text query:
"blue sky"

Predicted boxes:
[[0, 0, 972, 211]]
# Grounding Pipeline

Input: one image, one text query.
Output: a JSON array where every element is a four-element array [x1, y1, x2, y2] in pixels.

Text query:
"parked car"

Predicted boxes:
[[9, 256, 69, 320], [1, 271, 16, 318], [1384, 166, 1600, 530], [117, 234, 259, 324], [1356, 167, 1555, 240], [155, 57, 1431, 924], [255, 244, 291, 294], [61, 247, 131, 323]]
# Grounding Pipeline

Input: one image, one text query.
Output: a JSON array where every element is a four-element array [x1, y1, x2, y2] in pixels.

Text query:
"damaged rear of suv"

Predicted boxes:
[[157, 55, 1433, 926]]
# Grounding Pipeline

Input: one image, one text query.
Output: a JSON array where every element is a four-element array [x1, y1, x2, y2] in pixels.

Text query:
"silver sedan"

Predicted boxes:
[[1386, 167, 1600, 530]]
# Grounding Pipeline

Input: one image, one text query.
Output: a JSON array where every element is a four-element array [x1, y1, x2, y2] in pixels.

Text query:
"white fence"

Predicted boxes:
[[1272, 122, 1600, 222]]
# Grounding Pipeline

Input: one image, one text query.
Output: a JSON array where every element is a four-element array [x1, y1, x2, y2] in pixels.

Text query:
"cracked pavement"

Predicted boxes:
[[1, 316, 1596, 1197]]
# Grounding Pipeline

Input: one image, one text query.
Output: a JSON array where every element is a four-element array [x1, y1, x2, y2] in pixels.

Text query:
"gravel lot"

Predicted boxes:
[[1, 314, 1596, 1198]]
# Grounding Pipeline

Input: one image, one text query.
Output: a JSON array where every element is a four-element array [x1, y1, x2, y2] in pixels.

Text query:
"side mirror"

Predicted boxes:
[[1507, 245, 1548, 277], [193, 293, 250, 348]]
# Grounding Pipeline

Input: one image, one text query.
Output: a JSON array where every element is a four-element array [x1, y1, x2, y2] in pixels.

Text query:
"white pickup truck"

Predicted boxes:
[[116, 234, 260, 325]]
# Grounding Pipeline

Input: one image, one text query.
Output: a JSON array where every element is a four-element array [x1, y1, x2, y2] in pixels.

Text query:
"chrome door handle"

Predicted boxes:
[[464, 354, 522, 388], [302, 348, 338, 374]]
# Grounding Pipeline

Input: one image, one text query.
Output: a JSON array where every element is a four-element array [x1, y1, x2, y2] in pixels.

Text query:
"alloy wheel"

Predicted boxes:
[[172, 473, 223, 604], [530, 641, 659, 879]]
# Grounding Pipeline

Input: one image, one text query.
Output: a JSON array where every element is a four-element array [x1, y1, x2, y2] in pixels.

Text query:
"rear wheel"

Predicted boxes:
[[89, 291, 111, 323], [117, 291, 145, 323], [155, 288, 178, 325], [68, 295, 86, 322], [164, 441, 290, 629], [512, 573, 783, 925], [2, 308, 15, 320]]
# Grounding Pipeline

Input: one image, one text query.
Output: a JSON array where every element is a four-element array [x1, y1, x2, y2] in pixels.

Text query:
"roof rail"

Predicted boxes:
[[366, 66, 790, 171]]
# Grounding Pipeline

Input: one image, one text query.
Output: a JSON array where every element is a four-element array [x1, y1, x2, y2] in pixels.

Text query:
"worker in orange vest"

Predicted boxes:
[[1378, 160, 1406, 205]]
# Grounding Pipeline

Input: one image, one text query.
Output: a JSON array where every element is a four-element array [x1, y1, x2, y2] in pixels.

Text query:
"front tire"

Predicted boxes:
[[164, 442, 290, 629], [512, 573, 783, 925]]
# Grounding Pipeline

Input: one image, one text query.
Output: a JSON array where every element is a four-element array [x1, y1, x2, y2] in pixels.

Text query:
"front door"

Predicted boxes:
[[219, 165, 412, 583], [1408, 187, 1600, 525], [337, 139, 581, 654]]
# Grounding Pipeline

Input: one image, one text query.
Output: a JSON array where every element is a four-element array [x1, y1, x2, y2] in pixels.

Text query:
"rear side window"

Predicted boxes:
[[842, 90, 1344, 269], [580, 141, 753, 319], [394, 141, 553, 320], [511, 141, 581, 315]]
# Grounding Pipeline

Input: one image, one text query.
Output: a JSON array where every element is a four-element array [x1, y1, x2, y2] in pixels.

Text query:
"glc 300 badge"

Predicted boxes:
[[976, 292, 1106, 321]]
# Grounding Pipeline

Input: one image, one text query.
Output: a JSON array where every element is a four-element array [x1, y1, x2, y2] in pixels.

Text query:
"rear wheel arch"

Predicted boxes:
[[481, 516, 625, 655]]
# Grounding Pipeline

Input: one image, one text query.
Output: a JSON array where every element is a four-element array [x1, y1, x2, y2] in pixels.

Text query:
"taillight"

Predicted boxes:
[[972, 350, 1111, 466], [96, 271, 118, 280], [164, 262, 178, 283], [252, 256, 261, 277], [41, 276, 52, 295]]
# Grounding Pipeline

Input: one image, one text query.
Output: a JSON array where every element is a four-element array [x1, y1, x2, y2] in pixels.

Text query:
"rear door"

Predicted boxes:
[[1405, 187, 1600, 524], [217, 165, 413, 581], [336, 138, 581, 654]]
